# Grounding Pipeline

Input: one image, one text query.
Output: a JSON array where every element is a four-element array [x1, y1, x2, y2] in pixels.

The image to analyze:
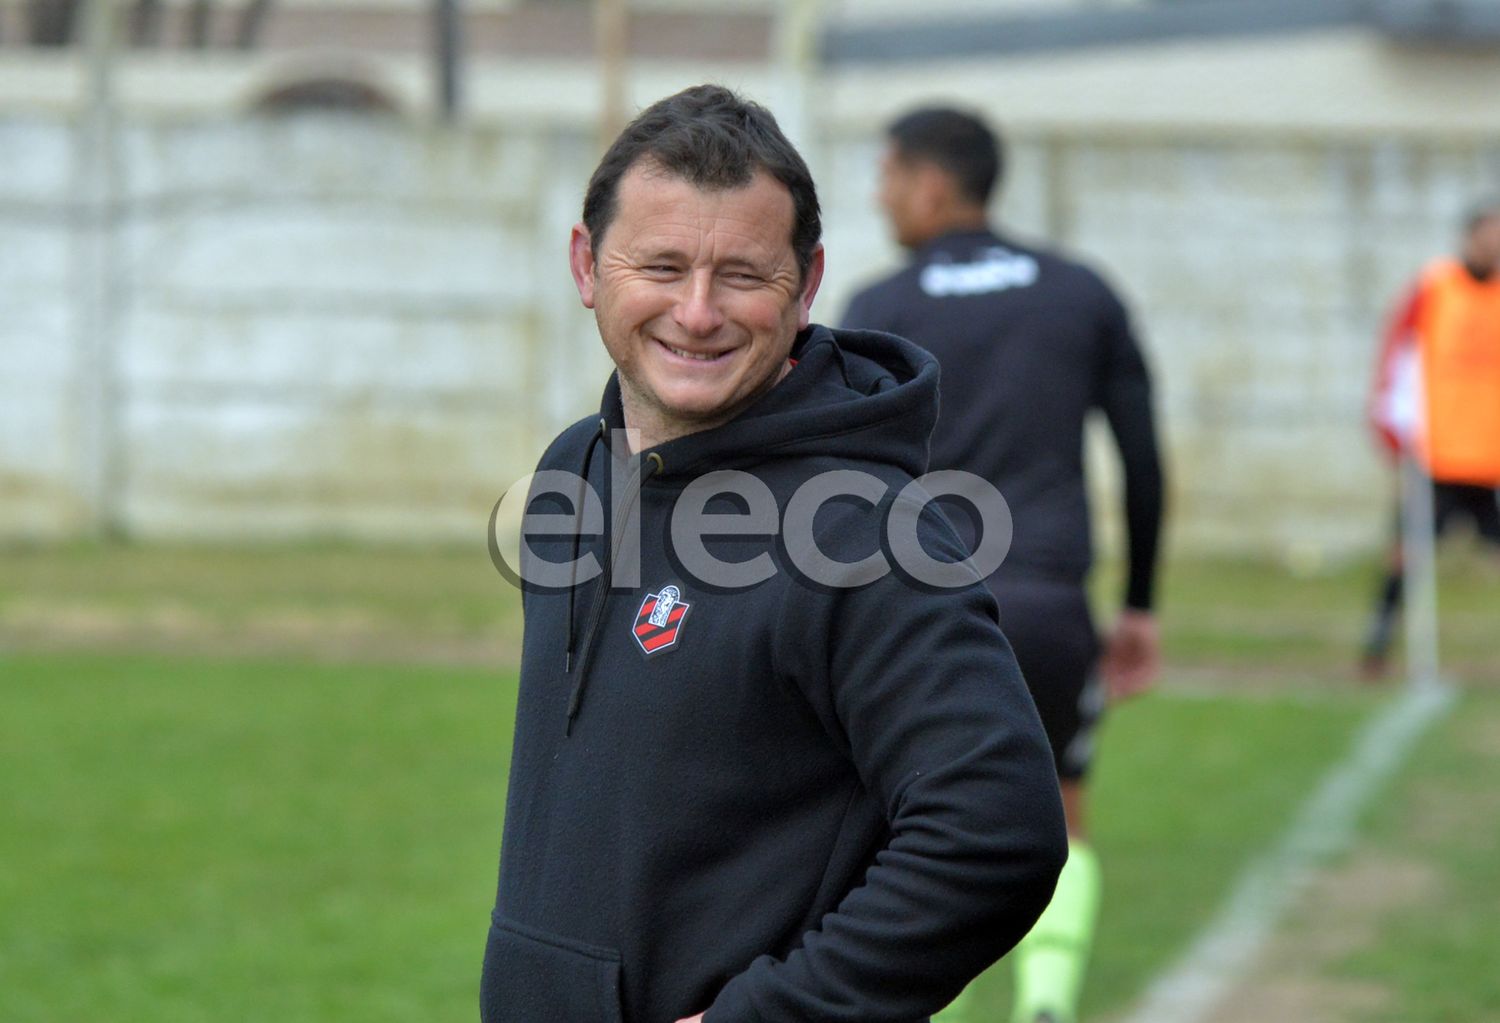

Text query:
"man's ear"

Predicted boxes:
[[796, 244, 826, 331], [569, 224, 596, 309]]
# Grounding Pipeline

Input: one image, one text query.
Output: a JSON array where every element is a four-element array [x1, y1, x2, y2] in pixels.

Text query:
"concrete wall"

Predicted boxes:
[[0, 117, 85, 536], [1, 114, 615, 541], [5, 29, 1500, 558]]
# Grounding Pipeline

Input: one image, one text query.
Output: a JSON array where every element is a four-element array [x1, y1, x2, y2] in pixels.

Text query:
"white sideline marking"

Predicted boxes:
[[1116, 682, 1456, 1023]]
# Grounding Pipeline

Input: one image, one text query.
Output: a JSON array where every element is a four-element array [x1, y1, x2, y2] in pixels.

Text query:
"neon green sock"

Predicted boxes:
[[1010, 841, 1102, 1023]]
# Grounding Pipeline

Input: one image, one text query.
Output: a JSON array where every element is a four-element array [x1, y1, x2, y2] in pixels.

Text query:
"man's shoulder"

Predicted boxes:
[[844, 263, 922, 321], [769, 456, 988, 595], [1011, 238, 1119, 301], [535, 415, 603, 472], [1418, 257, 1469, 288], [919, 230, 1122, 308]]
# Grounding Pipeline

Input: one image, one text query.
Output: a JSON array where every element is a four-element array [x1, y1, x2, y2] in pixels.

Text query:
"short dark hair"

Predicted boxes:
[[581, 84, 822, 281], [887, 106, 1002, 207]]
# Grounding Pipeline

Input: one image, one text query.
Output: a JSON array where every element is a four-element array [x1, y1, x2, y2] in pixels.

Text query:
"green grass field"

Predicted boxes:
[[1, 654, 516, 1022], [1328, 688, 1500, 1023], [1, 542, 1495, 1021]]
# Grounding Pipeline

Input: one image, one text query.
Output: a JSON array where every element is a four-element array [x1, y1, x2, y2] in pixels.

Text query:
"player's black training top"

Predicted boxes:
[[842, 228, 1164, 610]]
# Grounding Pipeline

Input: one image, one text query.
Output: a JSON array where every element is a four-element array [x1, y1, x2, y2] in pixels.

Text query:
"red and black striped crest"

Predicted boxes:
[[633, 585, 691, 655]]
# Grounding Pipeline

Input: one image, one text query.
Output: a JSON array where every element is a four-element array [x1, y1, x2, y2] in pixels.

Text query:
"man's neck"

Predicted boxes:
[[618, 360, 794, 452], [909, 210, 990, 250], [615, 384, 680, 452], [1463, 258, 1495, 283]]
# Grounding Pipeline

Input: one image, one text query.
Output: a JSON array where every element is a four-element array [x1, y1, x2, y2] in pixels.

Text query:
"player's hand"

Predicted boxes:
[[674, 1014, 705, 1023], [1101, 608, 1160, 701]]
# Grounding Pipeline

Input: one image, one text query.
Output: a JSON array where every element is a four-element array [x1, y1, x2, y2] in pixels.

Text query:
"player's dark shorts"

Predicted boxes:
[[1392, 480, 1500, 544], [988, 576, 1102, 782], [1433, 482, 1500, 542]]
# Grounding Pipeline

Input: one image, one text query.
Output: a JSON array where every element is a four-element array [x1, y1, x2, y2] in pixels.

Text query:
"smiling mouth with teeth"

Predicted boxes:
[[662, 341, 727, 362]]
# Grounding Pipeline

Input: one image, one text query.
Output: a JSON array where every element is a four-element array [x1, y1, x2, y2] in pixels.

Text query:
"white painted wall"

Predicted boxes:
[[1, 115, 614, 540]]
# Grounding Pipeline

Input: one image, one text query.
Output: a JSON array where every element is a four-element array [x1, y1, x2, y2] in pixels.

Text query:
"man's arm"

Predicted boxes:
[[1368, 280, 1425, 460], [702, 505, 1068, 1022], [1096, 288, 1165, 699]]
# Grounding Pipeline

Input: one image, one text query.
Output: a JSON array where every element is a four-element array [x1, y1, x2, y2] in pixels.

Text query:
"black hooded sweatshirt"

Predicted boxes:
[[483, 326, 1067, 1023]]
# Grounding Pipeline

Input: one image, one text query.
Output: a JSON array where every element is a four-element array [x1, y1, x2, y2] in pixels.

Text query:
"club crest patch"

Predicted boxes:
[[633, 585, 691, 655]]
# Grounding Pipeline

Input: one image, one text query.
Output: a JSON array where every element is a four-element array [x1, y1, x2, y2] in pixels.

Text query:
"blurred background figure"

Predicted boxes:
[[842, 106, 1164, 1023], [1361, 199, 1500, 679]]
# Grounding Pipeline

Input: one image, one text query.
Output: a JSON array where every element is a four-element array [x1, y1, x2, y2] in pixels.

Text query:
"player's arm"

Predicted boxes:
[[1368, 280, 1425, 459], [1096, 289, 1165, 699], [702, 502, 1068, 1022]]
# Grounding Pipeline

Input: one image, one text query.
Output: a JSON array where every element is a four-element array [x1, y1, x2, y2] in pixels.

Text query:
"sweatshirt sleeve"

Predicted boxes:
[[703, 501, 1068, 1023]]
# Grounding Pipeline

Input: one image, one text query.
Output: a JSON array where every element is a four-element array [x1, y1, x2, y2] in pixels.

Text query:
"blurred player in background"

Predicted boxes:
[[1361, 199, 1500, 679], [843, 107, 1165, 1023]]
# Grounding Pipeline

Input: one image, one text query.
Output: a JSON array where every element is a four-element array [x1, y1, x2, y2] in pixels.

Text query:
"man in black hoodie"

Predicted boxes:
[[482, 85, 1067, 1023]]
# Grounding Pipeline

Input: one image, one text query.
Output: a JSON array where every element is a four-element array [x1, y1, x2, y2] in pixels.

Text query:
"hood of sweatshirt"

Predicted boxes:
[[597, 323, 938, 481], [549, 324, 942, 731]]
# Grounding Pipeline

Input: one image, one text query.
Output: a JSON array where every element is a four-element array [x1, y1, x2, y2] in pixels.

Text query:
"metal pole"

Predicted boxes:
[[187, 0, 211, 47], [1399, 454, 1443, 692], [435, 0, 462, 121], [595, 0, 628, 151], [771, 0, 822, 153], [236, 0, 273, 50], [130, 0, 164, 47], [76, 0, 124, 536]]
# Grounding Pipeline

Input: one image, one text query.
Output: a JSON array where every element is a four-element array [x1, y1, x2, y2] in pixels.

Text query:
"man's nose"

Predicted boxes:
[[673, 271, 724, 337]]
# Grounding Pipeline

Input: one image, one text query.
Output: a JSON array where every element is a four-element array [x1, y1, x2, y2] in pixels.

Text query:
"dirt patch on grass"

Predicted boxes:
[[1201, 853, 1440, 1023], [1160, 663, 1371, 699], [1200, 976, 1388, 1023]]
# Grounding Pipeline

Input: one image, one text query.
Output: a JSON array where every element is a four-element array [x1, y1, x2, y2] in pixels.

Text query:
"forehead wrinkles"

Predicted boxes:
[[610, 170, 794, 269]]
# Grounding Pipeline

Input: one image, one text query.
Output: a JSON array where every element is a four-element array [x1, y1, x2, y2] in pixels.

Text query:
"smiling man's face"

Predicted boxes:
[[570, 161, 824, 447]]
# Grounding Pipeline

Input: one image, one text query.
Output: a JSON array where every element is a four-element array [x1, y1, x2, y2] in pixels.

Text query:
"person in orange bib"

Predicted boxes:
[[1362, 200, 1500, 678]]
